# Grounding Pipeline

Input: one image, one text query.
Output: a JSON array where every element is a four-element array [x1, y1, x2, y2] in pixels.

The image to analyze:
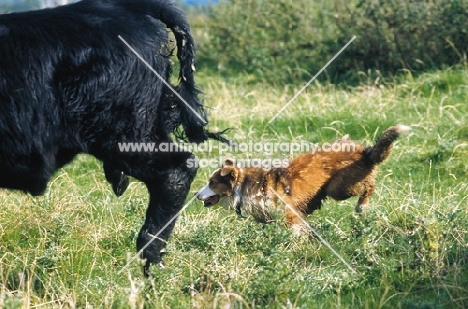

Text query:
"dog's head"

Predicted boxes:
[[196, 159, 239, 207]]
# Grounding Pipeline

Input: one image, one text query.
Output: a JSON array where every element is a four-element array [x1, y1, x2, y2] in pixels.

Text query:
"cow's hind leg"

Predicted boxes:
[[135, 153, 197, 276]]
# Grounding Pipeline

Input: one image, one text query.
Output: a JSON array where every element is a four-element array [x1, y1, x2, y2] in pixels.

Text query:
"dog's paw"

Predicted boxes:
[[355, 203, 368, 214], [291, 223, 311, 236]]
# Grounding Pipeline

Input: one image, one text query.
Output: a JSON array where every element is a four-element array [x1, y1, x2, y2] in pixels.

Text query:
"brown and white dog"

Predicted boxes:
[[196, 125, 410, 230]]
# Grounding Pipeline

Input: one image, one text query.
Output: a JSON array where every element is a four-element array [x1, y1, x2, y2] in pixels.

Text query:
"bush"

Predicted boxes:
[[335, 0, 468, 74], [191, 0, 325, 83], [191, 0, 468, 83]]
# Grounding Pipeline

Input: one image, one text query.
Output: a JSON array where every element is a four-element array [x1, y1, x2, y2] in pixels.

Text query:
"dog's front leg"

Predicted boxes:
[[233, 192, 246, 218]]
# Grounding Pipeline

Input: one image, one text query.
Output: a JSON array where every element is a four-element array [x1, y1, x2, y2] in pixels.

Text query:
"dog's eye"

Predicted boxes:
[[209, 180, 215, 185]]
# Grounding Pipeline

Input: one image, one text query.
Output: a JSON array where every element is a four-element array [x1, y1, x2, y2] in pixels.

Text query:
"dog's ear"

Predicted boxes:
[[220, 166, 233, 177], [223, 159, 235, 167], [229, 168, 239, 187], [220, 159, 235, 176], [219, 166, 239, 187]]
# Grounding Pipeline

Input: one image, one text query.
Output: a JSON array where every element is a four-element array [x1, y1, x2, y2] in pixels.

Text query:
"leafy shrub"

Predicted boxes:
[[335, 0, 468, 74], [192, 0, 468, 83]]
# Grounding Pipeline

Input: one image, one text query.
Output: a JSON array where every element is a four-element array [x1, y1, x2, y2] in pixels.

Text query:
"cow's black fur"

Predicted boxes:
[[0, 0, 224, 274]]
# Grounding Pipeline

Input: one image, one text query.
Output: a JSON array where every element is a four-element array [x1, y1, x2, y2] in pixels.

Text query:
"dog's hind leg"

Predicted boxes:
[[355, 184, 375, 214], [355, 197, 369, 214]]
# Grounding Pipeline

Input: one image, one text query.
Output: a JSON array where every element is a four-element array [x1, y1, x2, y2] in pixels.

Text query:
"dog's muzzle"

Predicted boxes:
[[196, 184, 221, 207], [202, 195, 220, 207]]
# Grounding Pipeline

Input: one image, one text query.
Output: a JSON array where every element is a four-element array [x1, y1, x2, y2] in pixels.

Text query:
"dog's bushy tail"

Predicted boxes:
[[364, 125, 411, 164], [126, 0, 217, 143]]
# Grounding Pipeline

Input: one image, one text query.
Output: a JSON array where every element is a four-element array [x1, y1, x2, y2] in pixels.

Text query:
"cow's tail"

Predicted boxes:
[[134, 0, 229, 144], [363, 125, 411, 165]]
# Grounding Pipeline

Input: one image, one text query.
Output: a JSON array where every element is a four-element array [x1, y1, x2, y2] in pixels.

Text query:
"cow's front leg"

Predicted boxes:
[[137, 154, 197, 276]]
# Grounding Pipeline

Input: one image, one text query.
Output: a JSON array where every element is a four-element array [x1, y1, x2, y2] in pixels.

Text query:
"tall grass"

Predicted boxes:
[[1, 69, 467, 308]]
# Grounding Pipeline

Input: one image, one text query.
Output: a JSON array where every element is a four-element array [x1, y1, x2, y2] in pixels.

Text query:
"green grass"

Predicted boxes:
[[1, 69, 468, 308]]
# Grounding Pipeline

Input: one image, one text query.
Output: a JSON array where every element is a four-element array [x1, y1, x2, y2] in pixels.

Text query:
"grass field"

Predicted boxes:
[[1, 68, 467, 308]]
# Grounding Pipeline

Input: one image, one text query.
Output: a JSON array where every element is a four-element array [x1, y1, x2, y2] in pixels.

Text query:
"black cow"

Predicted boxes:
[[0, 0, 225, 275]]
